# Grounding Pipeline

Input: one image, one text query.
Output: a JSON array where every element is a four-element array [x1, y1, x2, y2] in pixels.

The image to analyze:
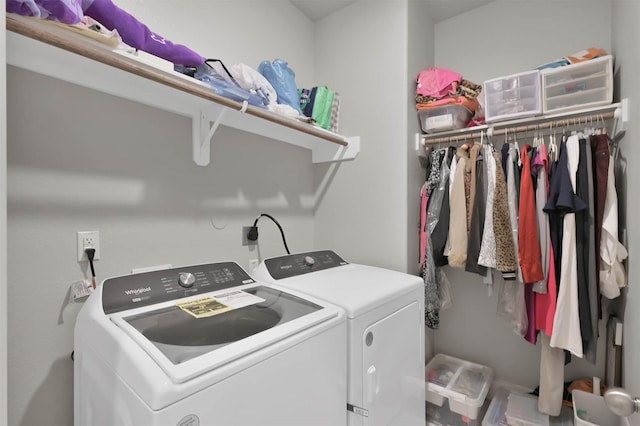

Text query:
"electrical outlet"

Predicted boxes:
[[77, 231, 100, 262], [242, 226, 257, 246]]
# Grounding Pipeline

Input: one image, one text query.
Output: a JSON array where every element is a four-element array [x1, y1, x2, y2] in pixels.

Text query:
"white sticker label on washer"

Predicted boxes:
[[214, 290, 265, 309], [176, 291, 265, 319]]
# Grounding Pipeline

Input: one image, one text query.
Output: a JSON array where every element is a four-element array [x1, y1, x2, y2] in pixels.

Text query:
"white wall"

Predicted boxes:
[[612, 0, 640, 397], [313, 0, 410, 272], [1, 6, 8, 426], [432, 0, 613, 388], [114, 0, 318, 87], [6, 3, 317, 425], [435, 0, 612, 86]]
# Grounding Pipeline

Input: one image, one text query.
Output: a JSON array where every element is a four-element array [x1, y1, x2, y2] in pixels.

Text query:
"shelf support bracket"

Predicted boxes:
[[312, 136, 360, 163], [192, 106, 228, 167]]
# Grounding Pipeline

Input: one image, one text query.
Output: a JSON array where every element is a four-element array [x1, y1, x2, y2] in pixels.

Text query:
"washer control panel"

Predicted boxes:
[[264, 250, 348, 280], [102, 262, 255, 314]]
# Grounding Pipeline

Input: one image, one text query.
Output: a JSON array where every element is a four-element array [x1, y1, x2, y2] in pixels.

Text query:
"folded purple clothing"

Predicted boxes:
[[82, 0, 205, 66], [7, 0, 84, 24]]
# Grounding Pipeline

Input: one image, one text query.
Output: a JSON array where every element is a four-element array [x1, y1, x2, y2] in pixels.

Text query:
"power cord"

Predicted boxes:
[[247, 213, 291, 254], [85, 248, 97, 289]]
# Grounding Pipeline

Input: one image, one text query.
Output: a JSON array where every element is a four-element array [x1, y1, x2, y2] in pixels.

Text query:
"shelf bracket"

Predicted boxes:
[[312, 136, 360, 163], [192, 105, 229, 167]]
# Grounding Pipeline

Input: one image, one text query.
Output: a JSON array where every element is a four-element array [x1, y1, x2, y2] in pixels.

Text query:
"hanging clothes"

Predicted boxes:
[[575, 138, 596, 363], [448, 146, 471, 267], [518, 144, 545, 285], [432, 146, 457, 266], [478, 144, 498, 270], [590, 134, 610, 307], [583, 139, 599, 364], [533, 144, 550, 294], [423, 148, 447, 329], [492, 152, 517, 280], [495, 141, 527, 337], [535, 143, 558, 335], [599, 153, 628, 299], [549, 135, 585, 357], [466, 144, 488, 276]]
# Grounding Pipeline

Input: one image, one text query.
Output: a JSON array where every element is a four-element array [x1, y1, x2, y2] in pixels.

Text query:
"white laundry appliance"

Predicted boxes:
[[253, 250, 426, 426], [74, 261, 347, 426]]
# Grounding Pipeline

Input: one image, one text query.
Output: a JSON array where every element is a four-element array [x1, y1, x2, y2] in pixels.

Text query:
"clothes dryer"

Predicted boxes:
[[253, 250, 426, 426], [74, 261, 347, 426]]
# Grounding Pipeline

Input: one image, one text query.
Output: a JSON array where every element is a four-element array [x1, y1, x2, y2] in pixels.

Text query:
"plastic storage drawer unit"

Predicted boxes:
[[483, 70, 541, 122], [426, 354, 493, 420], [541, 55, 613, 114]]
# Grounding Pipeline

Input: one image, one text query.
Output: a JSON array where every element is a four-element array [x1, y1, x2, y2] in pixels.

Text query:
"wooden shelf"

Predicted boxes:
[[6, 14, 360, 166]]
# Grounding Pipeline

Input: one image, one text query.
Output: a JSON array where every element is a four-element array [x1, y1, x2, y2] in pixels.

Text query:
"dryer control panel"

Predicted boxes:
[[264, 250, 348, 280], [102, 262, 255, 314]]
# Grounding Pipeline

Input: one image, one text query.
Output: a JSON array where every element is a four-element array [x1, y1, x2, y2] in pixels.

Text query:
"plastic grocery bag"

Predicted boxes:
[[7, 0, 84, 24], [258, 59, 303, 115], [229, 63, 277, 107], [193, 60, 265, 107]]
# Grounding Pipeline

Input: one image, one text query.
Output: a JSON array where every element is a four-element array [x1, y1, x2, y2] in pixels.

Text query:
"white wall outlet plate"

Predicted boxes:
[[77, 230, 100, 262]]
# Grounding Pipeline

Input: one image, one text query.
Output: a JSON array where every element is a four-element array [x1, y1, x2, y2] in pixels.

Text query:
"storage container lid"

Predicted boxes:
[[505, 393, 550, 426]]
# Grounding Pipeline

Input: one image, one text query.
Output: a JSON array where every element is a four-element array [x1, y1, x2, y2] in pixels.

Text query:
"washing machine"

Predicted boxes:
[[74, 261, 347, 426], [253, 250, 426, 426]]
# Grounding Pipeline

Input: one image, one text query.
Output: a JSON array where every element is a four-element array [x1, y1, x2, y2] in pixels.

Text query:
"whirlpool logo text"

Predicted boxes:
[[125, 287, 152, 296]]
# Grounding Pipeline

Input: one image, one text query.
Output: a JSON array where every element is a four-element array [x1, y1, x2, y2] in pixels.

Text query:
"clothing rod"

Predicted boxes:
[[423, 110, 616, 145]]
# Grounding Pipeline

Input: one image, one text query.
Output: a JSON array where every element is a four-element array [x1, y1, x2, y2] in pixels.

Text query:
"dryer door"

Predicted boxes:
[[362, 301, 424, 426]]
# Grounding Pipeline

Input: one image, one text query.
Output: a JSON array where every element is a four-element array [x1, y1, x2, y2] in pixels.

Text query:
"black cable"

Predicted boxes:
[[85, 248, 97, 289], [247, 213, 291, 254]]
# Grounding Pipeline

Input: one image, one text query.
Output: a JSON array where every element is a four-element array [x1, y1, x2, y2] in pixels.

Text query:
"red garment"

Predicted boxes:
[[518, 145, 545, 283], [419, 183, 429, 270]]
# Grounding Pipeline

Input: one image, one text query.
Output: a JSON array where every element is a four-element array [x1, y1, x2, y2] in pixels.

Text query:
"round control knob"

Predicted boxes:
[[304, 256, 315, 267], [178, 272, 196, 288]]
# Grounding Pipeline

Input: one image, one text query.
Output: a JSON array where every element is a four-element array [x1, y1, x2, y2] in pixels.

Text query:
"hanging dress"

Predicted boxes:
[[548, 135, 586, 357]]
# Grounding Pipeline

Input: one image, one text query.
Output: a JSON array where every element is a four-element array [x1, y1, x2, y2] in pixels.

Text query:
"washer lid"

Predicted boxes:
[[256, 252, 423, 318], [110, 284, 339, 383]]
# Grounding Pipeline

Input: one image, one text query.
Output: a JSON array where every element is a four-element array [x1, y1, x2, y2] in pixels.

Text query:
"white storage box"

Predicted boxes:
[[483, 70, 541, 122], [418, 104, 474, 133], [426, 353, 493, 420], [505, 393, 549, 426], [541, 55, 613, 114]]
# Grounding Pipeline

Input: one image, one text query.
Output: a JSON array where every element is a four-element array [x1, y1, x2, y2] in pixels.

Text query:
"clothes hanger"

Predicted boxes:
[[548, 122, 558, 162]]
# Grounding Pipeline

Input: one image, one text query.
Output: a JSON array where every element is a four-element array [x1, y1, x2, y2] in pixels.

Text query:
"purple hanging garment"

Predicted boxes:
[[82, 0, 205, 66]]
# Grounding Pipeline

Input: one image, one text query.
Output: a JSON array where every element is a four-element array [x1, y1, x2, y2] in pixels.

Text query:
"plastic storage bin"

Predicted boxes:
[[418, 104, 474, 133], [427, 400, 479, 426], [541, 55, 613, 114], [483, 388, 572, 426], [483, 70, 541, 122], [426, 354, 493, 420], [573, 389, 624, 426], [505, 393, 549, 426]]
